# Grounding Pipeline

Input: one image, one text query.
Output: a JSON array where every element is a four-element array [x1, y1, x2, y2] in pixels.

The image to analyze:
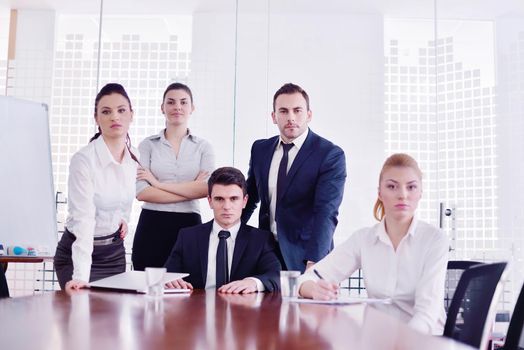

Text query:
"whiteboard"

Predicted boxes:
[[0, 96, 57, 256]]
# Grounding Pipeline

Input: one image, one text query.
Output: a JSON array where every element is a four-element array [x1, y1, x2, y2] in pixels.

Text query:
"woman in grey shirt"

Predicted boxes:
[[133, 83, 215, 270]]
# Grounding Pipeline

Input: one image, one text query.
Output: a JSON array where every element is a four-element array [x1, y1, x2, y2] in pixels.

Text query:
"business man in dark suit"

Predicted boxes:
[[242, 83, 346, 273], [165, 167, 281, 293]]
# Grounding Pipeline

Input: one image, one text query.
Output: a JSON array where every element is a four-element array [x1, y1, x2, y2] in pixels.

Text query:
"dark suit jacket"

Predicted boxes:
[[0, 266, 9, 298], [164, 220, 281, 291], [241, 129, 346, 272]]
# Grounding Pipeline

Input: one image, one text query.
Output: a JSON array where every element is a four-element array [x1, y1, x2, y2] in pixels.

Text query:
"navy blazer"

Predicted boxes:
[[164, 220, 281, 291], [242, 129, 346, 272]]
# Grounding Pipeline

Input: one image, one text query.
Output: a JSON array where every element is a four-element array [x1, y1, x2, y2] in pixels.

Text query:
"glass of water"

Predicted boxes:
[[145, 267, 166, 298], [280, 270, 301, 299]]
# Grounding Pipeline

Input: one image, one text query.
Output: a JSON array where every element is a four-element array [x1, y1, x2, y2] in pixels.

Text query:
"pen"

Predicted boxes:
[[313, 269, 324, 280]]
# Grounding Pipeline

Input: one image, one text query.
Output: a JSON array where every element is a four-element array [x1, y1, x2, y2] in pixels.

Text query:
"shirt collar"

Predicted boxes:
[[279, 128, 309, 151], [160, 128, 196, 144], [186, 128, 197, 143], [94, 136, 133, 168], [373, 216, 419, 244], [212, 220, 241, 241]]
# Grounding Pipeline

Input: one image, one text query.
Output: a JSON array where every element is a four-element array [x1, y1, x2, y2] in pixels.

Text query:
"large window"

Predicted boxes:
[[2, 1, 524, 303], [52, 14, 198, 242]]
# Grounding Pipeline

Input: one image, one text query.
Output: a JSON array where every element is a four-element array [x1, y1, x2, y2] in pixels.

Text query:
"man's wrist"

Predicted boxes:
[[246, 277, 264, 292]]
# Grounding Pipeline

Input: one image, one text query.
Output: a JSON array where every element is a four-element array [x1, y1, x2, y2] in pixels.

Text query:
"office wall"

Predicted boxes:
[[232, 11, 385, 239], [6, 10, 55, 104], [1, 0, 523, 300]]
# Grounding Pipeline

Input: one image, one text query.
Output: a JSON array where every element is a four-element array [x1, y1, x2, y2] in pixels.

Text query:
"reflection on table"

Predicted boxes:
[[0, 290, 474, 350]]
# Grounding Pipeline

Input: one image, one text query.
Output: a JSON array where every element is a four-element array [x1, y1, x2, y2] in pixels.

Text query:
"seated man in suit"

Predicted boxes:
[[165, 166, 281, 293]]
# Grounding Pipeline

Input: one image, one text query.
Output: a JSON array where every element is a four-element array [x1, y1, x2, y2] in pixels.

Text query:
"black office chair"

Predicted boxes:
[[445, 260, 484, 312], [0, 266, 9, 298], [346, 269, 366, 295], [444, 262, 508, 349], [502, 282, 524, 350]]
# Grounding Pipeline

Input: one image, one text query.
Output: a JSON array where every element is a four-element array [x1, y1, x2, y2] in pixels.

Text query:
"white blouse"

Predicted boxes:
[[65, 136, 138, 282], [298, 218, 449, 335]]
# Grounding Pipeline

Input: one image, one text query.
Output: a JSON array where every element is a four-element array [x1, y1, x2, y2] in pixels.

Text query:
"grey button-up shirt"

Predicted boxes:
[[136, 129, 215, 214]]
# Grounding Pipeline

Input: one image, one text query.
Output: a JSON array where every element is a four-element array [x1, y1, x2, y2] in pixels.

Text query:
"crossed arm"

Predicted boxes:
[[136, 168, 209, 202]]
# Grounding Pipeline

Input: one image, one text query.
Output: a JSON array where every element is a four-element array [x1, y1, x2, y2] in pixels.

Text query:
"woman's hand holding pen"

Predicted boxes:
[[313, 280, 339, 300], [299, 269, 339, 301]]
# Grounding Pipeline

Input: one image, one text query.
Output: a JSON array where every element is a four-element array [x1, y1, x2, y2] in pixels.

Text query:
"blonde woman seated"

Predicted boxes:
[[298, 153, 449, 335]]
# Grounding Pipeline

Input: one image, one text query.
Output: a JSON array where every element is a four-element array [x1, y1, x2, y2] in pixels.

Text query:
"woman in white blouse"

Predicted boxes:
[[298, 153, 449, 335], [54, 83, 139, 291], [132, 83, 215, 270]]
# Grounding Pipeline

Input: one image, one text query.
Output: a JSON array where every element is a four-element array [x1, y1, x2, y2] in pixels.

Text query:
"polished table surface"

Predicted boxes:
[[0, 290, 474, 350]]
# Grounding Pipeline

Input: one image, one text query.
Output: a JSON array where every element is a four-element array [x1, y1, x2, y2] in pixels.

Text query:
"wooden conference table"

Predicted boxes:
[[0, 289, 473, 350]]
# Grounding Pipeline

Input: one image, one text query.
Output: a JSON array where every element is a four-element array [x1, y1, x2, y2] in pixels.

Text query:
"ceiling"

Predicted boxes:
[[0, 0, 522, 18]]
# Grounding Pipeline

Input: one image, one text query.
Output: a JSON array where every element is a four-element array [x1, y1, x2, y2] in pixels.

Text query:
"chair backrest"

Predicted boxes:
[[347, 269, 365, 295], [445, 260, 484, 312], [0, 267, 9, 299], [503, 282, 524, 350], [444, 262, 508, 349]]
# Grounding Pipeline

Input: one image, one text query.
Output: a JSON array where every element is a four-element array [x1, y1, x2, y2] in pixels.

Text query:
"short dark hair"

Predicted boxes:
[[163, 82, 193, 104], [208, 167, 247, 196], [273, 83, 310, 111]]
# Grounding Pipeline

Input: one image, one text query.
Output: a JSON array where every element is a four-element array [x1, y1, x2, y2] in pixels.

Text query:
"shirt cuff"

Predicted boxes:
[[136, 180, 150, 195], [297, 272, 318, 290], [246, 277, 265, 292], [72, 263, 90, 284], [408, 314, 432, 334], [71, 234, 93, 283]]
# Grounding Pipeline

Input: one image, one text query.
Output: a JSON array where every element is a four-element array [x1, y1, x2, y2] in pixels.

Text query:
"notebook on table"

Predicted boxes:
[[88, 270, 189, 293]]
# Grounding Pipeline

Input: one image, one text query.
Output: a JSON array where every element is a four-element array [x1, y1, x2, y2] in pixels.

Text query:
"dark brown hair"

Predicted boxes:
[[208, 167, 247, 196], [89, 83, 139, 164], [163, 82, 193, 104], [273, 83, 310, 111]]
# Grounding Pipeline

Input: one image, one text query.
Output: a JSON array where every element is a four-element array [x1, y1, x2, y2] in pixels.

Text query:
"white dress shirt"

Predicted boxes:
[[298, 217, 449, 335], [205, 221, 264, 291], [65, 136, 138, 282], [268, 129, 309, 236]]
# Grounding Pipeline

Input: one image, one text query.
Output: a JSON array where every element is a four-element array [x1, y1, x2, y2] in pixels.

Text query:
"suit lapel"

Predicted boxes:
[[197, 220, 213, 286], [230, 224, 249, 278], [279, 130, 317, 200], [260, 137, 280, 204]]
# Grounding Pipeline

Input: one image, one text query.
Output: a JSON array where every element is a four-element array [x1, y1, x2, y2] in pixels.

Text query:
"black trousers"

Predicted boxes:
[[131, 209, 201, 271], [54, 229, 126, 290]]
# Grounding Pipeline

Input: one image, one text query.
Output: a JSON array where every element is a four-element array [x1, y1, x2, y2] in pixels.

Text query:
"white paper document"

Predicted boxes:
[[88, 271, 189, 293], [287, 296, 392, 305]]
